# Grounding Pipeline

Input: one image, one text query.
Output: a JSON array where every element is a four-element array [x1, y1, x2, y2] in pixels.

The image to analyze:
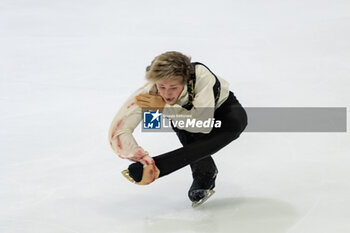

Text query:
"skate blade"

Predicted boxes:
[[192, 189, 215, 208], [121, 169, 136, 184]]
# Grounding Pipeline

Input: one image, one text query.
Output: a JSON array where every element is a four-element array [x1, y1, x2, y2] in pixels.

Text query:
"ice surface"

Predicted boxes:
[[1, 0, 349, 232]]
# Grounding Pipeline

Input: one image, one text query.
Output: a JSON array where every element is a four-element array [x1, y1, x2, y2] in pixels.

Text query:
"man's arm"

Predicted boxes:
[[108, 83, 155, 166]]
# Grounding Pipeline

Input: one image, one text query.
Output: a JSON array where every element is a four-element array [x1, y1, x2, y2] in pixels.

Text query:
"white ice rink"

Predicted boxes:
[[1, 0, 349, 232]]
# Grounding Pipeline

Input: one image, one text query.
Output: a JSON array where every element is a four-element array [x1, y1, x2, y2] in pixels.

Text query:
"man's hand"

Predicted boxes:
[[135, 92, 166, 112]]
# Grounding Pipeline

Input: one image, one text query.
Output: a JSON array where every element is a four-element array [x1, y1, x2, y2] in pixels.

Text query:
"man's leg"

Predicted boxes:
[[190, 156, 217, 179], [173, 126, 218, 202]]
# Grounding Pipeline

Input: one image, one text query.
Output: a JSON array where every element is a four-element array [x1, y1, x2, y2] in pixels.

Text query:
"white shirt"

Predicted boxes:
[[108, 64, 230, 161]]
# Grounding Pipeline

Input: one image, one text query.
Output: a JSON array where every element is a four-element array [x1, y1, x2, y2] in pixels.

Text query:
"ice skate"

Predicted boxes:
[[122, 162, 160, 185], [188, 170, 218, 208], [191, 189, 215, 208]]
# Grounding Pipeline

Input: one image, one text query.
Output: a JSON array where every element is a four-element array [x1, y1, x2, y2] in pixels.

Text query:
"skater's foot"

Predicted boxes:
[[188, 170, 218, 203], [122, 162, 160, 185], [128, 162, 143, 182], [191, 190, 215, 208]]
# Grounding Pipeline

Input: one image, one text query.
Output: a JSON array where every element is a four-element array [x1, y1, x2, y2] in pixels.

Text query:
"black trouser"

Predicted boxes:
[[153, 91, 248, 178]]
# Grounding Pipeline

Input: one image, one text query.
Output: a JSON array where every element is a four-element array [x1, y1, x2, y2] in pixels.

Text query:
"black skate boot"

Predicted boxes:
[[188, 169, 218, 207]]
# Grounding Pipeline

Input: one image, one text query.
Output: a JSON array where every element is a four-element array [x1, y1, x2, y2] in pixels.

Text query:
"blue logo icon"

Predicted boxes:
[[143, 110, 162, 129]]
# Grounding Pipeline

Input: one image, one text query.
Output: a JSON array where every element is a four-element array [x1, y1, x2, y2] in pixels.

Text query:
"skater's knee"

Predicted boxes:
[[226, 122, 247, 142], [229, 109, 248, 140]]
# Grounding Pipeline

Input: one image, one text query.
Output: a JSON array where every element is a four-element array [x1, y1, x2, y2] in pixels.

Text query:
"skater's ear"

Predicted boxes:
[[148, 91, 158, 96]]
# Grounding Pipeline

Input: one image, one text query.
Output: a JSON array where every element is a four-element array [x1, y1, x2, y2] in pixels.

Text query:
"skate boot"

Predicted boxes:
[[122, 162, 160, 185], [188, 169, 218, 208]]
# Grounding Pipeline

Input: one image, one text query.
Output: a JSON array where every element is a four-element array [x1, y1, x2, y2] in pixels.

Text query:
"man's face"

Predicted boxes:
[[156, 77, 185, 105]]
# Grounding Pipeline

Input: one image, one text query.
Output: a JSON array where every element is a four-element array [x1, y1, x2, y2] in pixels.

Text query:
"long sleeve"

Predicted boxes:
[[108, 83, 155, 165]]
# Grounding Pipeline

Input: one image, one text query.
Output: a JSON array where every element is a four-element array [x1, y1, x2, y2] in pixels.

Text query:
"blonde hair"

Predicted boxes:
[[146, 51, 194, 84]]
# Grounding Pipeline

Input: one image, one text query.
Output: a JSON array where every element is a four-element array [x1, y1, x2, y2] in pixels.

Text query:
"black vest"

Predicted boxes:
[[182, 62, 221, 110]]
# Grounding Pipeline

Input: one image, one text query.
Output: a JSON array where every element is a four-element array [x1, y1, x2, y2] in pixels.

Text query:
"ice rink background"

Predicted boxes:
[[1, 0, 349, 232]]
